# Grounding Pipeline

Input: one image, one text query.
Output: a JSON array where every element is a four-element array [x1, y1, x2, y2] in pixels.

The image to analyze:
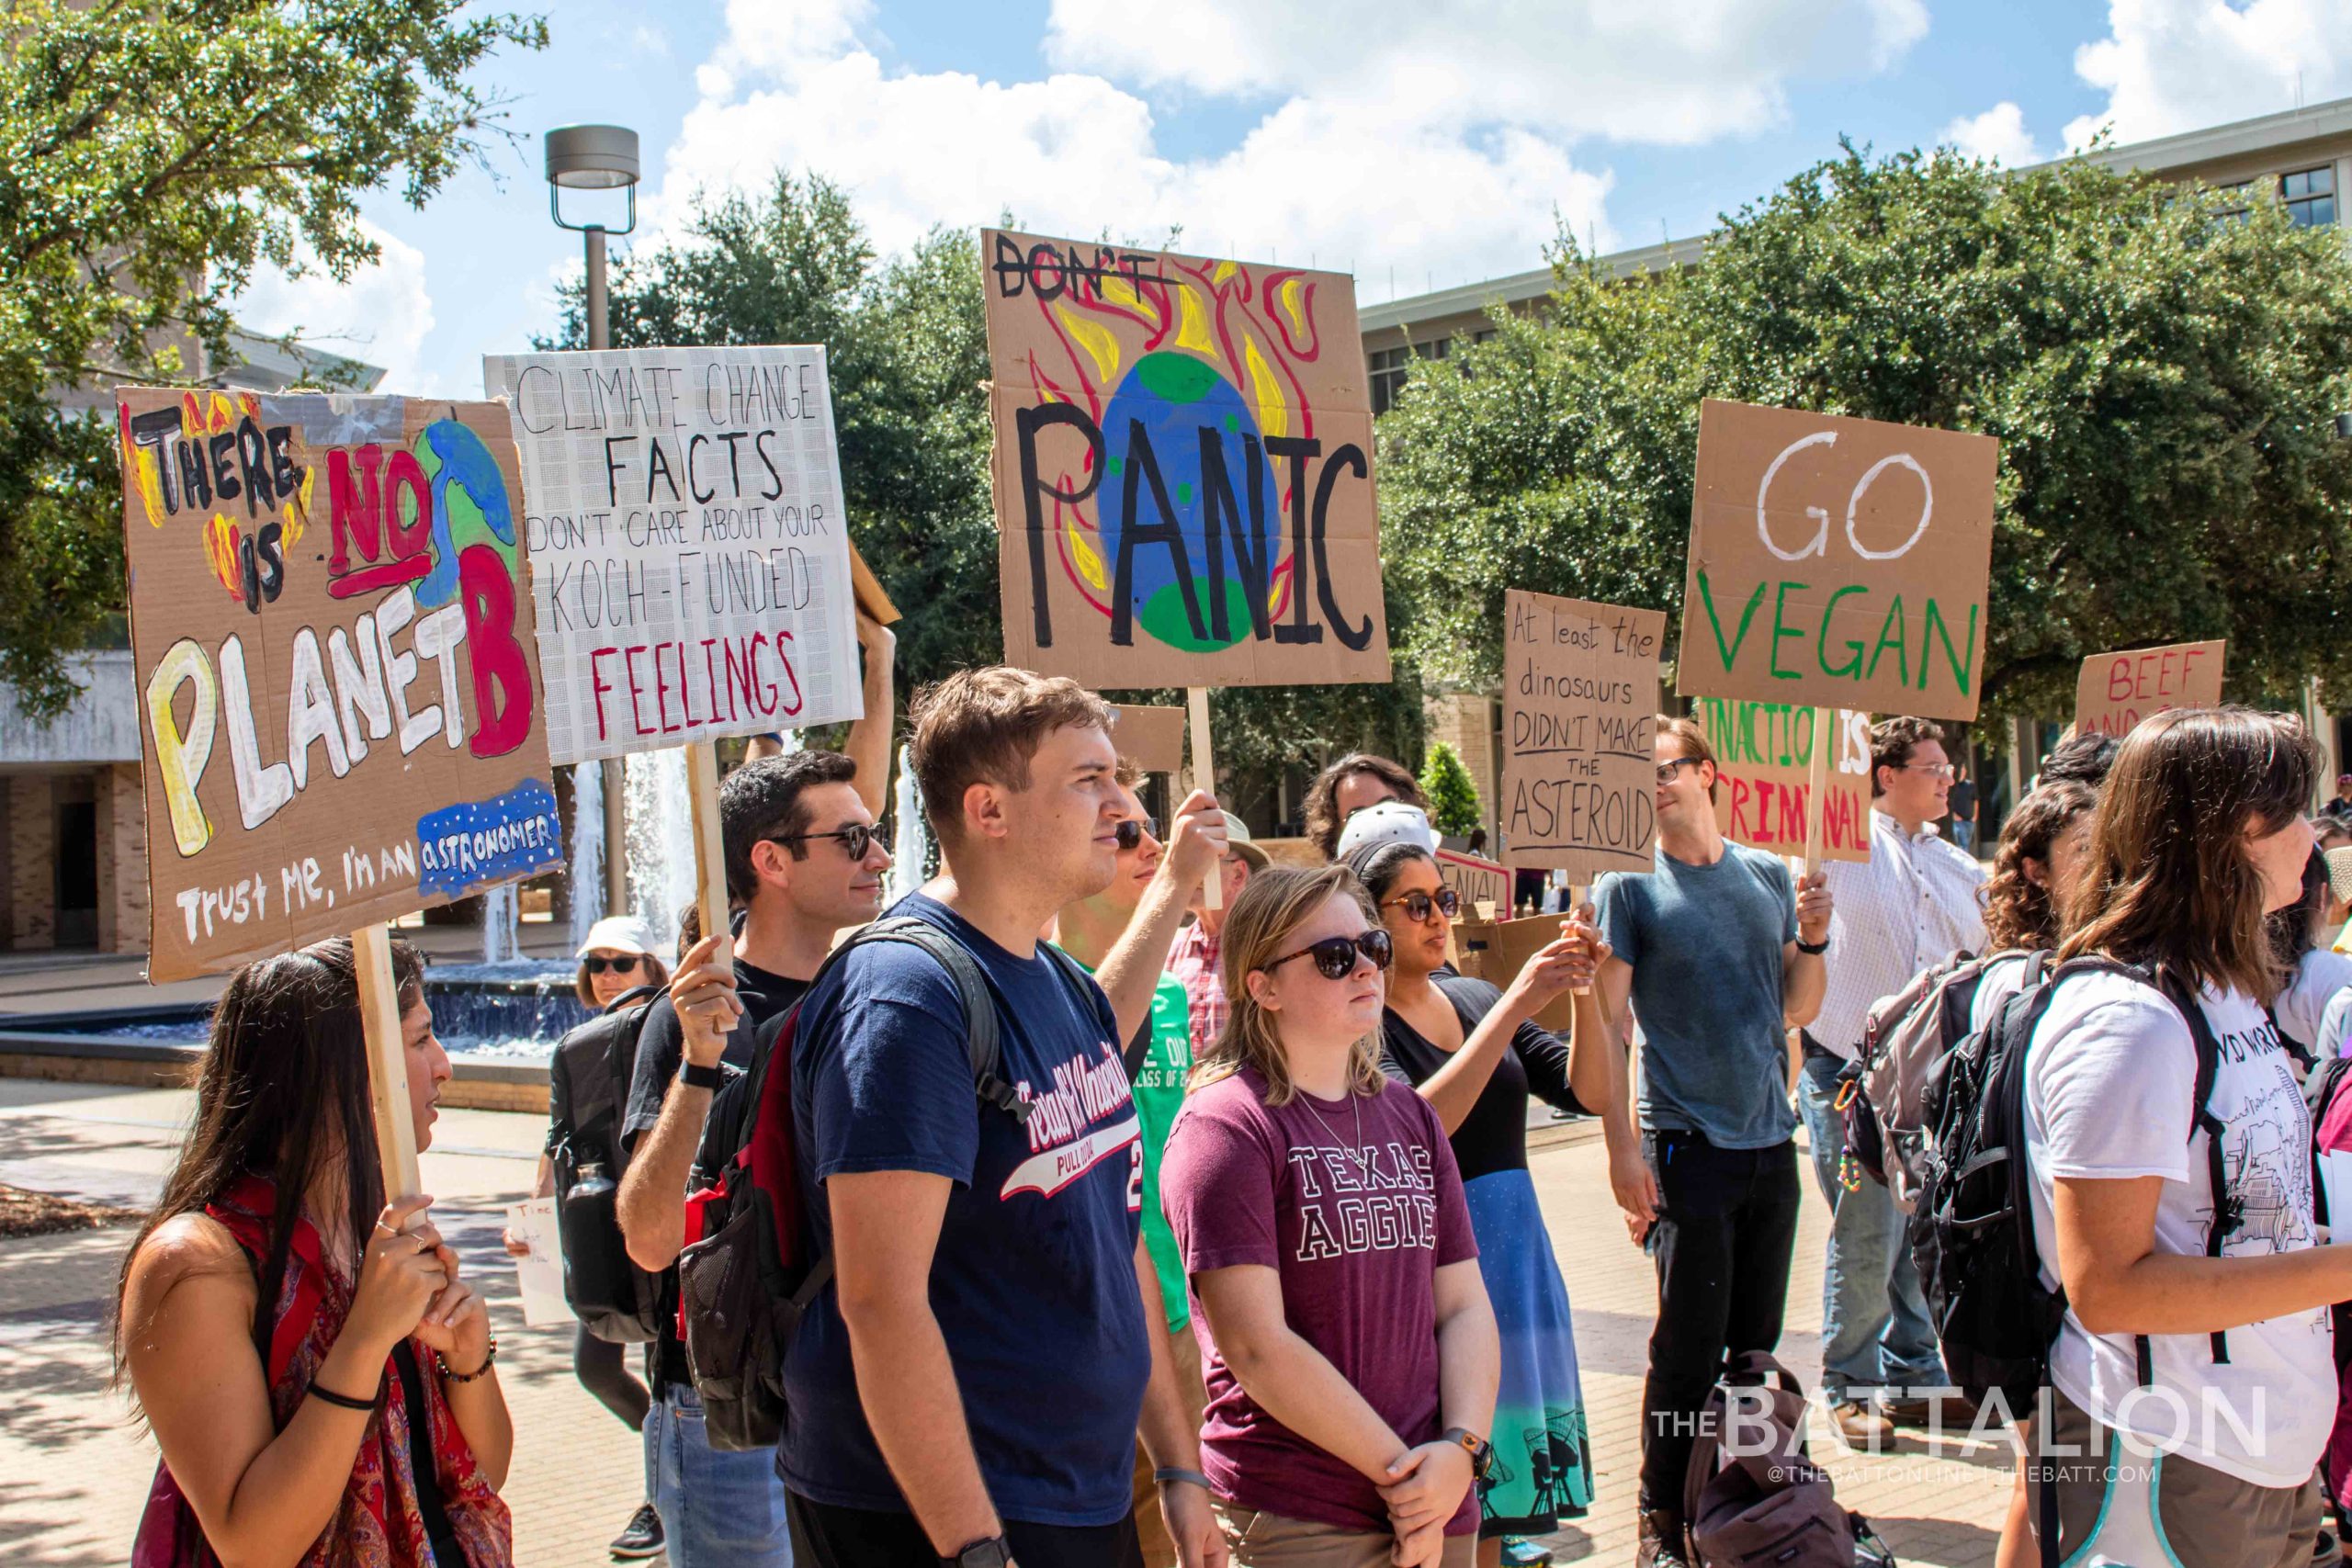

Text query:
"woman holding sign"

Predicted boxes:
[[1351, 840, 1614, 1560], [116, 937, 514, 1567]]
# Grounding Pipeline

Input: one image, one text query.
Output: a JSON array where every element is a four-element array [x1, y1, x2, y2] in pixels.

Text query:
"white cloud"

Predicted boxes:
[[1941, 101, 2044, 165], [648, 0, 1929, 304], [229, 220, 446, 393], [2064, 0, 2351, 152]]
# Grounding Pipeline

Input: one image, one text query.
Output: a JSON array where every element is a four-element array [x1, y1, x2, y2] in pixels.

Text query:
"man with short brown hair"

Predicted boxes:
[[780, 667, 1226, 1568]]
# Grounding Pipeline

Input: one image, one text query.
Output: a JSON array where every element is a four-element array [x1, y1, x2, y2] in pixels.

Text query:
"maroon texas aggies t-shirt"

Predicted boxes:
[[1160, 1065, 1479, 1536]]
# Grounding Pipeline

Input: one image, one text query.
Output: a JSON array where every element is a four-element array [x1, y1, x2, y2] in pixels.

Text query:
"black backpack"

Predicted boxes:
[[674, 917, 1075, 1452], [1912, 953, 2236, 1416], [547, 985, 667, 1344]]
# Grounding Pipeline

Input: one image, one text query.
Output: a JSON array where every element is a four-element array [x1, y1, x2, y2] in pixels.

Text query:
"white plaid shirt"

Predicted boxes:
[[1814, 809, 1988, 1060]]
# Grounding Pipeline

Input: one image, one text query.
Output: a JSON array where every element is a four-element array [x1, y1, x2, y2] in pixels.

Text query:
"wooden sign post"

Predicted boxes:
[[356, 923, 422, 1198], [1801, 705, 1833, 874], [684, 740, 734, 953], [1187, 687, 1221, 911]]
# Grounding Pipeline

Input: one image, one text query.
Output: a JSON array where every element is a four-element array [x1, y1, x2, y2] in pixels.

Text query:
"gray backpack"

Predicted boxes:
[[1682, 1353, 1894, 1568], [1849, 951, 2023, 1212]]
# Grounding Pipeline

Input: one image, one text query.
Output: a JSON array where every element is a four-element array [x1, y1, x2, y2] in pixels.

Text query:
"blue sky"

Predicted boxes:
[[231, 0, 2351, 397]]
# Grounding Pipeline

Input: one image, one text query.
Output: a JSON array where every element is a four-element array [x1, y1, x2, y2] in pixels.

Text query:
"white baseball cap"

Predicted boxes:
[[575, 915, 658, 960], [1334, 800, 1439, 859]]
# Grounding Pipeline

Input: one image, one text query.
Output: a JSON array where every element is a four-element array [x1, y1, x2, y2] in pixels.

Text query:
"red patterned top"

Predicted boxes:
[[131, 1176, 513, 1568]]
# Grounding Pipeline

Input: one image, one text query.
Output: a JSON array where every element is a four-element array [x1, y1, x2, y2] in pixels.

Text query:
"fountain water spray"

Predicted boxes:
[[624, 749, 697, 956], [888, 743, 930, 905], [568, 759, 606, 951]]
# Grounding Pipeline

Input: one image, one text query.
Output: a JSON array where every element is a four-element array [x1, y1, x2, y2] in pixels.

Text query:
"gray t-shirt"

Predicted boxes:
[[1596, 840, 1799, 1150]]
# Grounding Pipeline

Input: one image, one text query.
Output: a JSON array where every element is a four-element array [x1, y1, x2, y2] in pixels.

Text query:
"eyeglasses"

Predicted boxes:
[[1656, 757, 1704, 785], [768, 822, 885, 860], [1264, 928, 1394, 980], [1900, 762, 1957, 780], [1381, 888, 1460, 923], [582, 953, 642, 976], [1113, 817, 1160, 852]]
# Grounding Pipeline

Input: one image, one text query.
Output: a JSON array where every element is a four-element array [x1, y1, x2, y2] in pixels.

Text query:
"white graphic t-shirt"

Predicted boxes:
[[2023, 970, 2332, 1486]]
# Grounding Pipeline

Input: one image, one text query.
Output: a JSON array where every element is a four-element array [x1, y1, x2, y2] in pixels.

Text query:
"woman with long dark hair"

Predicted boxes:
[[1349, 840, 1613, 1562], [2021, 708, 2346, 1567], [119, 937, 514, 1567], [1304, 754, 1428, 862], [1162, 864, 1499, 1567]]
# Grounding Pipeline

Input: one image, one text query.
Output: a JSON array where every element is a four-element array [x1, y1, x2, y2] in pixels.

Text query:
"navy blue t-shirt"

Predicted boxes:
[[778, 892, 1149, 1525]]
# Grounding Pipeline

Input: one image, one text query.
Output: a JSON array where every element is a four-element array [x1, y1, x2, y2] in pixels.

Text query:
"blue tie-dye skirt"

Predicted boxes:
[[1464, 1167, 1595, 1536]]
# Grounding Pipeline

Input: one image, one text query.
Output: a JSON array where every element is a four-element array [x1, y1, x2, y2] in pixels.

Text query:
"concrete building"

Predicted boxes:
[[0, 334, 384, 953], [1370, 96, 2352, 844]]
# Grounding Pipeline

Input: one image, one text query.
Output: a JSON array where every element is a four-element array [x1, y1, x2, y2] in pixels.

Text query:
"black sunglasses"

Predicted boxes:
[[1113, 817, 1161, 852], [582, 953, 643, 976], [1265, 928, 1394, 980], [768, 822, 885, 860], [1381, 888, 1460, 923]]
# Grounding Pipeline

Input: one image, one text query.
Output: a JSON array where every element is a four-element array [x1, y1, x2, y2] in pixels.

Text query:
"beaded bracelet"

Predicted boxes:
[[435, 1339, 498, 1382]]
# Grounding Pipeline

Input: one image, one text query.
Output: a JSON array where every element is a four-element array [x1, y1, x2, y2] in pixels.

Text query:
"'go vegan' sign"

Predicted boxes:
[[1677, 400, 1996, 723]]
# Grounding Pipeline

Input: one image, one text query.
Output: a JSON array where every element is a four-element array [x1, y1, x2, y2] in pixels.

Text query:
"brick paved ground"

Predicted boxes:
[[0, 1080, 2010, 1567]]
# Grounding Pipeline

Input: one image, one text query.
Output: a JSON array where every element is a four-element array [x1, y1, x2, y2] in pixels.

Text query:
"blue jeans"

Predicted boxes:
[[646, 1383, 794, 1567], [1951, 819, 1976, 856], [1796, 1053, 1945, 1404]]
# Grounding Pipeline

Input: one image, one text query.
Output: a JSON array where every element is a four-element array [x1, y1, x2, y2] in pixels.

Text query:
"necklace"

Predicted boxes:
[[1298, 1077, 1368, 1177]]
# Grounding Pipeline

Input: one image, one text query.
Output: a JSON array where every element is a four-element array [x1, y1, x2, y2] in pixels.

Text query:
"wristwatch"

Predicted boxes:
[[1441, 1426, 1495, 1481], [945, 1538, 1013, 1568], [680, 1059, 725, 1091]]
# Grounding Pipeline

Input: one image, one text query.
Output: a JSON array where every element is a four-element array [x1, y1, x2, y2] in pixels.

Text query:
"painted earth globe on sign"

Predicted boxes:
[[1098, 351, 1283, 652], [414, 417, 522, 609]]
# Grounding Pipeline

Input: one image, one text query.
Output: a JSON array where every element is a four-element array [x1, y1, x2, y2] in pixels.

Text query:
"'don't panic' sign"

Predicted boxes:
[[981, 229, 1391, 689], [1678, 400, 1997, 722]]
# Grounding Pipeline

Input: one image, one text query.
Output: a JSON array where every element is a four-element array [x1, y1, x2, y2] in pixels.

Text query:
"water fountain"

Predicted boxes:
[[888, 742, 930, 904], [623, 748, 697, 956], [568, 759, 606, 951], [480, 883, 521, 964]]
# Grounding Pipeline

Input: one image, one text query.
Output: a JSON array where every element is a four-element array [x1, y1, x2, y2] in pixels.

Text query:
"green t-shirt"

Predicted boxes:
[[1057, 946, 1194, 1332], [1131, 974, 1195, 1332]]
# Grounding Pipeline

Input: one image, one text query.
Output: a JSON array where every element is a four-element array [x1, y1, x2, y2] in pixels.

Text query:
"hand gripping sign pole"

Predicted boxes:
[[1188, 687, 1221, 911]]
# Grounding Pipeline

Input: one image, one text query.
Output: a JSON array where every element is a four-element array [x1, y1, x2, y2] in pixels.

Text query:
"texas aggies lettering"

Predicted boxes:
[[1287, 1140, 1442, 1261]]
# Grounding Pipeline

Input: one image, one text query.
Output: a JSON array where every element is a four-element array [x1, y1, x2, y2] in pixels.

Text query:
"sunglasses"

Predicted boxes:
[[1265, 928, 1394, 980], [1113, 817, 1161, 852], [768, 822, 885, 860], [582, 953, 643, 976], [1381, 888, 1460, 923]]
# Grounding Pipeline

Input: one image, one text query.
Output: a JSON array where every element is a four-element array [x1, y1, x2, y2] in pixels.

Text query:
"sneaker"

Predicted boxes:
[[1501, 1539, 1555, 1566], [609, 1502, 663, 1560], [1637, 1507, 1690, 1568], [1828, 1398, 1895, 1448]]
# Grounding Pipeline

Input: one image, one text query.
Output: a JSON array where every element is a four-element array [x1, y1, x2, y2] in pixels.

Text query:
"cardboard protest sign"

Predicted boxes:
[[1692, 697, 1872, 863], [981, 230, 1390, 688], [1678, 400, 1996, 721], [1433, 849, 1510, 920], [1108, 704, 1187, 775], [481, 346, 862, 763], [1453, 914, 1577, 1032], [117, 389, 560, 981], [2074, 639, 2225, 739], [1500, 590, 1667, 880]]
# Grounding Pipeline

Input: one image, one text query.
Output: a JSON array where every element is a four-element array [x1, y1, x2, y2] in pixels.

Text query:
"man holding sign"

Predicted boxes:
[[1593, 717, 1831, 1565]]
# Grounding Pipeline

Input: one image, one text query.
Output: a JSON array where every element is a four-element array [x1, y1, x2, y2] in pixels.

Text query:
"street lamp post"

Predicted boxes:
[[546, 124, 639, 919]]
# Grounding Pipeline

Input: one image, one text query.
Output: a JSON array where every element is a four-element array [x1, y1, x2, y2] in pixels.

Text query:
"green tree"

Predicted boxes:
[[1382, 144, 2352, 721], [0, 0, 548, 717], [1419, 741, 1484, 838], [556, 180, 1426, 784]]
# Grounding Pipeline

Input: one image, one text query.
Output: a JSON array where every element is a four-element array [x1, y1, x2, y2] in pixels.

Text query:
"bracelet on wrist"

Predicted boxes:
[[309, 1377, 379, 1412], [436, 1339, 498, 1382], [1153, 1467, 1213, 1492]]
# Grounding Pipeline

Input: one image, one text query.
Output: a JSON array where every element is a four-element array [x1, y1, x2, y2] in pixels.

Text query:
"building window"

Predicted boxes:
[[2213, 179, 2255, 225], [2281, 165, 2336, 228], [1369, 338, 1451, 415]]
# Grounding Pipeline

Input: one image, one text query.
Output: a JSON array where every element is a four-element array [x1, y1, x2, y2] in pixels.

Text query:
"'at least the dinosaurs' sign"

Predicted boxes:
[[981, 230, 1390, 688]]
